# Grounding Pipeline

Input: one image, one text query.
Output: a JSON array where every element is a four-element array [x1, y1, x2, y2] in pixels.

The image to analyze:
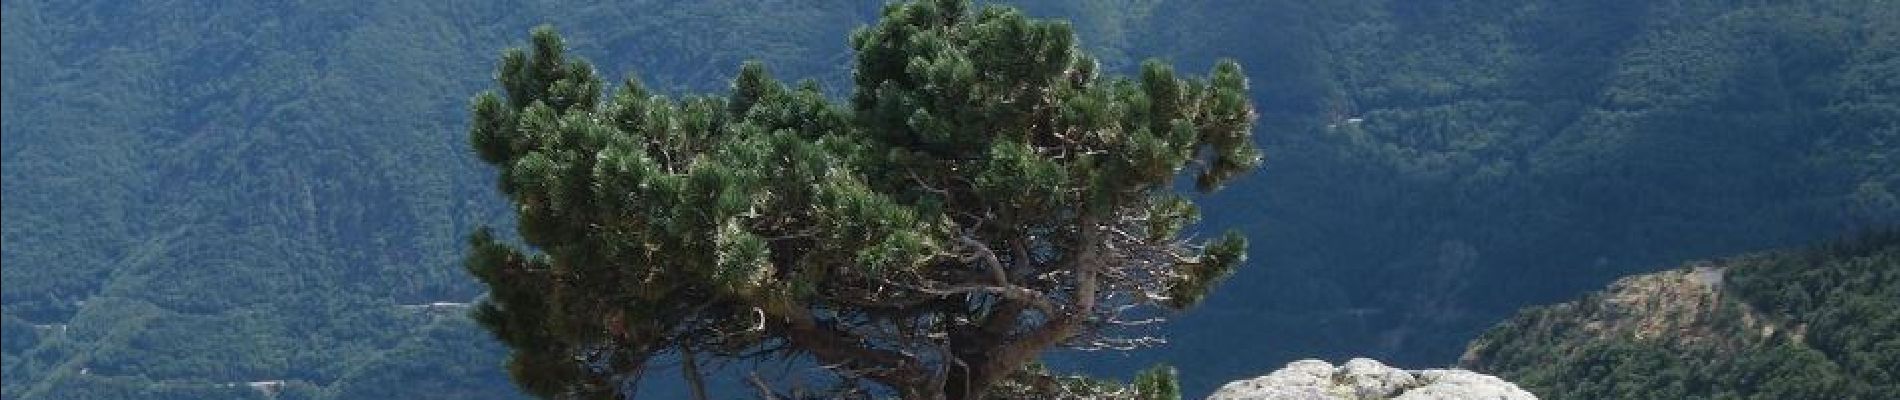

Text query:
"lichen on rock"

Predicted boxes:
[[1207, 358, 1535, 400]]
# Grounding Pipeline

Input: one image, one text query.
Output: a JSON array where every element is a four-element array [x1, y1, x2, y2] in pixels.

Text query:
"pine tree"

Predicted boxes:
[[463, 1, 1261, 398]]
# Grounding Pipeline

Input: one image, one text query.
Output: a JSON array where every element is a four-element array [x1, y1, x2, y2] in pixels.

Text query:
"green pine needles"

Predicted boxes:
[[463, 1, 1260, 398]]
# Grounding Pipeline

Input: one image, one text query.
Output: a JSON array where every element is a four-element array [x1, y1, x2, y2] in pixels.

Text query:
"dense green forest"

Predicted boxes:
[[2, 1, 874, 398], [4, 0, 1896, 398], [1123, 1, 1900, 391], [1462, 231, 1900, 399]]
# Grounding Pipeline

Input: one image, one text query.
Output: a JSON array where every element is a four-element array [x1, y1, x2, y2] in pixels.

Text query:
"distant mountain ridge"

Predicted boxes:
[[5, 0, 1898, 398], [1, 1, 877, 398]]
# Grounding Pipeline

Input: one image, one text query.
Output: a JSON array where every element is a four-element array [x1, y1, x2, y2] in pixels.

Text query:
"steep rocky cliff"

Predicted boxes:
[[1207, 358, 1534, 400], [1459, 232, 1899, 399]]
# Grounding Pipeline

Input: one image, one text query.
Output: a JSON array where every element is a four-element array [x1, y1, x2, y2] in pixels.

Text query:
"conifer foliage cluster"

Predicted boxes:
[[463, 1, 1260, 398]]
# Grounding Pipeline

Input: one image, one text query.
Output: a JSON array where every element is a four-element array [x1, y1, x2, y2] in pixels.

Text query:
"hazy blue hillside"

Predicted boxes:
[[1, 1, 875, 398], [4, 0, 1896, 398], [1105, 0, 1900, 392]]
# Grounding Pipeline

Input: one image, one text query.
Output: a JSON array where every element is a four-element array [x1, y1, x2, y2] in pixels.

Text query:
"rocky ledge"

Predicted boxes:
[[1208, 358, 1535, 400]]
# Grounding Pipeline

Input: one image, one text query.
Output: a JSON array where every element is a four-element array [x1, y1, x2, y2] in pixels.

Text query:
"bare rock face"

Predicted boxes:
[[1207, 358, 1536, 400]]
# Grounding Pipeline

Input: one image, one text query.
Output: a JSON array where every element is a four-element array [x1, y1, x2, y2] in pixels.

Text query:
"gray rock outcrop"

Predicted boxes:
[[1208, 358, 1535, 400]]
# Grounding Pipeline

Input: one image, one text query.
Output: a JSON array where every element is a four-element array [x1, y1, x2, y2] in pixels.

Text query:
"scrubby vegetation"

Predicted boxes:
[[1464, 231, 1900, 399]]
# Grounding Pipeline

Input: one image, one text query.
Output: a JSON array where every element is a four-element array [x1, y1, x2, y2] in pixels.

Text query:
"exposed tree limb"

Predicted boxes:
[[770, 302, 929, 393], [962, 216, 1107, 398]]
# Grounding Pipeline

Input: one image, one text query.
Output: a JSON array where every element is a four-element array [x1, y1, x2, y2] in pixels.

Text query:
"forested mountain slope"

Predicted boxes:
[[2, 1, 873, 398], [1461, 231, 1899, 399], [3, 0, 1896, 398], [1110, 0, 1900, 391]]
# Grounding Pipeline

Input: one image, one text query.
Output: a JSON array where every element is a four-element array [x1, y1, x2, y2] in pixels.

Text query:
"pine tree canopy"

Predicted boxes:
[[463, 1, 1260, 398]]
